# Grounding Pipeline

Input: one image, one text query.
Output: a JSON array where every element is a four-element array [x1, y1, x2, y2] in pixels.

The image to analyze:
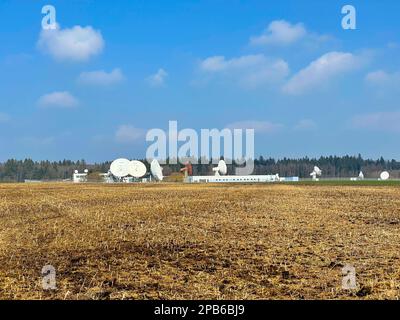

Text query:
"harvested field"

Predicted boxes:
[[0, 183, 400, 300]]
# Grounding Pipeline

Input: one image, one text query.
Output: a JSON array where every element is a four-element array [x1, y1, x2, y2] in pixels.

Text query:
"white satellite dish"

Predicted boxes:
[[128, 160, 147, 178], [150, 159, 163, 181], [74, 170, 78, 174], [110, 158, 130, 178], [314, 166, 322, 176], [380, 171, 390, 181], [310, 166, 322, 181], [84, 169, 89, 173], [213, 160, 227, 176]]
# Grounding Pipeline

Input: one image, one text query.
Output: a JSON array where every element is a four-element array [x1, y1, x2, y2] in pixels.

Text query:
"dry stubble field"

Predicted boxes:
[[0, 183, 400, 300]]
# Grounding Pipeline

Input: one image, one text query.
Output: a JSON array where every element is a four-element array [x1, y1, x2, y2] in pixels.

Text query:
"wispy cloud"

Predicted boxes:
[[294, 119, 317, 131], [226, 120, 283, 133], [78, 68, 124, 86], [200, 54, 289, 88], [365, 70, 400, 86], [283, 52, 362, 95], [115, 125, 146, 143], [250, 20, 307, 46], [249, 20, 332, 48], [37, 91, 79, 109], [201, 54, 274, 71], [364, 70, 400, 97], [352, 111, 400, 133], [37, 24, 104, 61], [147, 69, 168, 87]]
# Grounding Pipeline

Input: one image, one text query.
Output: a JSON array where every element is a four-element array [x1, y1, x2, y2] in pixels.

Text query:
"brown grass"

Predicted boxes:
[[0, 183, 400, 300]]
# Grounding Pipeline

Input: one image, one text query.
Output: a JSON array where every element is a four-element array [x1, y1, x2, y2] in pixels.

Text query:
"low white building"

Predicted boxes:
[[73, 170, 88, 183], [99, 173, 114, 183], [186, 175, 299, 183]]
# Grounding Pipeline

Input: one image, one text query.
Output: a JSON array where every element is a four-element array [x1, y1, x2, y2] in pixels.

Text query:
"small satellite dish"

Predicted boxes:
[[310, 166, 322, 181], [110, 158, 130, 178], [213, 160, 227, 176], [150, 159, 163, 181], [84, 169, 89, 173], [74, 170, 78, 174], [380, 171, 390, 181], [128, 160, 147, 178], [314, 166, 322, 176]]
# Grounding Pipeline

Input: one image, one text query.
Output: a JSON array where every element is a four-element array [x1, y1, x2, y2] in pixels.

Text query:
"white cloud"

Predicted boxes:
[[0, 112, 11, 123], [250, 20, 307, 46], [115, 125, 145, 143], [364, 70, 400, 97], [226, 120, 283, 133], [283, 52, 360, 95], [249, 20, 332, 49], [352, 112, 400, 133], [78, 68, 124, 86], [243, 60, 289, 88], [147, 69, 168, 87], [365, 70, 400, 86], [294, 119, 317, 131], [200, 56, 227, 72], [200, 54, 289, 88], [37, 91, 79, 108], [201, 55, 265, 72], [37, 25, 104, 61]]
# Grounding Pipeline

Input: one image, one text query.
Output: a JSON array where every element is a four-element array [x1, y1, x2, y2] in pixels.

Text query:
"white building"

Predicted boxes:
[[72, 170, 88, 183], [99, 173, 114, 183], [186, 175, 299, 183], [122, 177, 135, 183]]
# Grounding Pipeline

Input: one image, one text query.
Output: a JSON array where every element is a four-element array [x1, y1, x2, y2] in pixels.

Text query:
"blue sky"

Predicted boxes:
[[0, 0, 399, 162]]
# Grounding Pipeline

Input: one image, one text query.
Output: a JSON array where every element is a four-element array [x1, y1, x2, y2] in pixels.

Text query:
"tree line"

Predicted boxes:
[[0, 155, 399, 182]]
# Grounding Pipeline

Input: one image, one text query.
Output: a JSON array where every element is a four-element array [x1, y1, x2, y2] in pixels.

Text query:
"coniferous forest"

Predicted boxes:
[[0, 155, 399, 182]]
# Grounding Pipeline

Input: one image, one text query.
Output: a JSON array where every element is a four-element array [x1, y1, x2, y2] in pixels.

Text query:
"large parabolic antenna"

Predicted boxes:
[[380, 171, 390, 181], [128, 160, 147, 178], [150, 159, 164, 181], [110, 158, 130, 178], [213, 160, 228, 176]]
